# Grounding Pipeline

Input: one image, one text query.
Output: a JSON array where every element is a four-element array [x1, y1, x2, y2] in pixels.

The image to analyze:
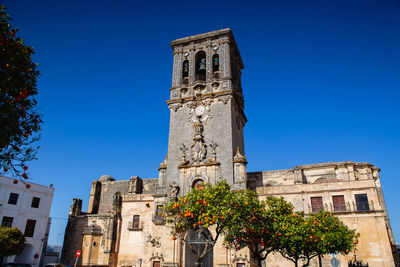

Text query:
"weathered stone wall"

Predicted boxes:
[[60, 215, 87, 265]]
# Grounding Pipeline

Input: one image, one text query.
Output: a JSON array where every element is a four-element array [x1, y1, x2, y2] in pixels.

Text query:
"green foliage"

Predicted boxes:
[[163, 181, 238, 264], [163, 180, 234, 239], [0, 226, 25, 261], [163, 181, 358, 267], [223, 196, 295, 266], [278, 211, 359, 266], [0, 4, 42, 180]]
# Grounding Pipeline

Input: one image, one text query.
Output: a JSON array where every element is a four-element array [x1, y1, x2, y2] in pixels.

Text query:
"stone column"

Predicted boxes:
[[206, 42, 212, 81], [171, 46, 182, 88], [188, 46, 196, 86], [221, 39, 231, 79]]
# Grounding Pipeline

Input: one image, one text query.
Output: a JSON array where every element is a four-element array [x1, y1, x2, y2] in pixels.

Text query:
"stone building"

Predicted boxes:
[[60, 29, 398, 267]]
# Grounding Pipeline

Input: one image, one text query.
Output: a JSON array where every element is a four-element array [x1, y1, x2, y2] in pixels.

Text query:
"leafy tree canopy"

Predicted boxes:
[[0, 4, 42, 181], [163, 181, 239, 264], [223, 196, 294, 267], [278, 210, 359, 267], [0, 226, 25, 262]]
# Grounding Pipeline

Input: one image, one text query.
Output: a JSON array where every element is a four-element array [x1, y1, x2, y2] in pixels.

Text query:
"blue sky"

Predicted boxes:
[[2, 0, 400, 245]]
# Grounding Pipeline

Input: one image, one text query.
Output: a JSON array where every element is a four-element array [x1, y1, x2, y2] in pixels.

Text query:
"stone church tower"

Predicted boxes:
[[158, 28, 247, 200], [61, 29, 398, 267]]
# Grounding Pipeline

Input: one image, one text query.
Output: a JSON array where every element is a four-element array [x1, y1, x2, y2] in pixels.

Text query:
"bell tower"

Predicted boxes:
[[158, 28, 247, 197]]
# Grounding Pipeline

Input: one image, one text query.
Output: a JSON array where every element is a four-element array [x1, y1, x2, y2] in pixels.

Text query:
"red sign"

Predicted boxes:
[[76, 250, 81, 258]]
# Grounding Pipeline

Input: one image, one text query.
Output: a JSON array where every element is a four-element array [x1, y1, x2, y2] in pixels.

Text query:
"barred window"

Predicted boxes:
[[133, 215, 140, 230]]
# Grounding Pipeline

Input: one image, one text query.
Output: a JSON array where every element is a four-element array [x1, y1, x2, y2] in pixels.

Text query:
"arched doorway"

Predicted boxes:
[[185, 229, 213, 267]]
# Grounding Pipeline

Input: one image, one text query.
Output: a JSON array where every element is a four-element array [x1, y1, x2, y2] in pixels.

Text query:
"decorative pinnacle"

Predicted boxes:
[[233, 146, 247, 164]]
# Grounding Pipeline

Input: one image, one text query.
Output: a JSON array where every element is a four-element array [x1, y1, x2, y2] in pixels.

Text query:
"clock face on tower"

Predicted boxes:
[[195, 105, 205, 116]]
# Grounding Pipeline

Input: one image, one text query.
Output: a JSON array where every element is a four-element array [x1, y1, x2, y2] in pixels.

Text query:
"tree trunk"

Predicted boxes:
[[318, 254, 322, 267], [257, 257, 263, 267]]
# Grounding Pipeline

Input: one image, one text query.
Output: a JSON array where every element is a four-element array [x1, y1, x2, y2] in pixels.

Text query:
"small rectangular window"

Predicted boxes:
[[24, 219, 36, 237], [133, 215, 140, 230], [1, 216, 13, 227], [332, 195, 346, 211], [355, 194, 370, 211], [8, 193, 19, 205], [155, 205, 163, 219], [311, 197, 323, 213], [236, 264, 246, 267], [153, 261, 160, 267], [31, 197, 40, 208]]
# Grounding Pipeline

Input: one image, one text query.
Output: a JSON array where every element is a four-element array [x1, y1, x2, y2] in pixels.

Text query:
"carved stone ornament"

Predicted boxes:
[[190, 122, 207, 162], [170, 181, 180, 198], [218, 95, 232, 104], [168, 103, 182, 112], [187, 97, 213, 124], [158, 155, 167, 170], [191, 139, 207, 163], [233, 146, 247, 164]]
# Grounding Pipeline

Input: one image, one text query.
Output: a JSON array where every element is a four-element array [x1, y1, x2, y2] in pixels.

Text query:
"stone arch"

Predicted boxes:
[[195, 51, 206, 81], [185, 228, 213, 267]]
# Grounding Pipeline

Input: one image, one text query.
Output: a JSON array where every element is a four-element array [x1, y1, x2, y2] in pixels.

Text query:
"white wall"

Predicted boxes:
[[0, 176, 54, 266]]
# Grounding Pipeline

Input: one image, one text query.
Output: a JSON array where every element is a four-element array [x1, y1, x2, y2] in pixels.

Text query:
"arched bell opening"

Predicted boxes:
[[182, 60, 189, 85], [212, 54, 219, 79], [195, 51, 206, 81], [185, 228, 214, 267]]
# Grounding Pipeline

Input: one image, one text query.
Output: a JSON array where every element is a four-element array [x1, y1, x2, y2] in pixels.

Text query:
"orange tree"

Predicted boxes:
[[163, 180, 243, 266], [223, 196, 295, 267], [0, 4, 42, 181], [278, 210, 359, 267], [0, 226, 25, 263]]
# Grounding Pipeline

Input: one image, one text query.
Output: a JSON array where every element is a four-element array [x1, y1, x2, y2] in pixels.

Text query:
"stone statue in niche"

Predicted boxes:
[[170, 181, 180, 199], [129, 176, 143, 194]]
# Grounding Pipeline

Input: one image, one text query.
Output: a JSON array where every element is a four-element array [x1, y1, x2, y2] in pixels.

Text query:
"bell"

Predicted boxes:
[[183, 62, 189, 72], [213, 57, 219, 67], [198, 58, 206, 71]]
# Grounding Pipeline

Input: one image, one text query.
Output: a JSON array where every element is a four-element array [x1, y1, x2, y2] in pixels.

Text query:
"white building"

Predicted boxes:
[[0, 176, 54, 266]]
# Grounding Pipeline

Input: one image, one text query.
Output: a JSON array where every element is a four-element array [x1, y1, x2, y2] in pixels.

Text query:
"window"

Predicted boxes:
[[193, 179, 205, 190], [1, 216, 13, 227], [311, 197, 323, 213], [31, 197, 40, 208], [155, 205, 164, 219], [24, 219, 36, 237], [332, 195, 346, 212], [8, 193, 19, 205], [133, 215, 140, 230], [355, 194, 370, 211], [236, 264, 245, 267], [153, 261, 161, 267]]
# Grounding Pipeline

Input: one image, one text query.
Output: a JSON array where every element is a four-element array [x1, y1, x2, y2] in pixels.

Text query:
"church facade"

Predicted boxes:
[[60, 29, 398, 267]]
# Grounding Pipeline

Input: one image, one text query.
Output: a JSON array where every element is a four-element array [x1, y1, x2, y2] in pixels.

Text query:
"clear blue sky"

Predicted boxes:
[[3, 0, 400, 246]]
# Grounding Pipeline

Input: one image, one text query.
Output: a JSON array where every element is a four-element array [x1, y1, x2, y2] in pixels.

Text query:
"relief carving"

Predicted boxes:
[[168, 103, 182, 112], [170, 181, 180, 199]]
